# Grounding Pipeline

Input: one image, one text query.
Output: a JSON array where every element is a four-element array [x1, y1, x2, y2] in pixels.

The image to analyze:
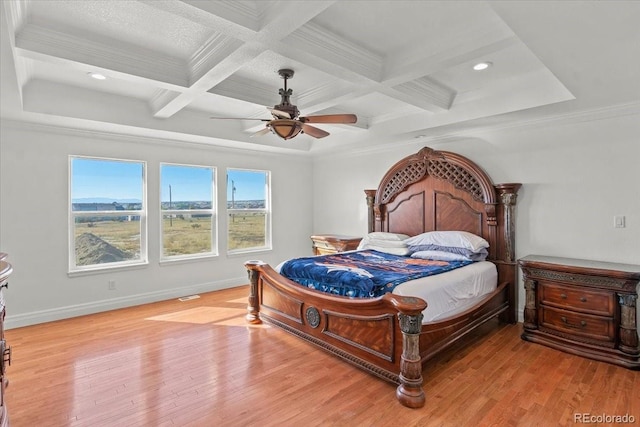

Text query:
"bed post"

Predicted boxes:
[[494, 183, 522, 324], [388, 295, 427, 408], [495, 183, 521, 263], [365, 189, 376, 233], [245, 260, 264, 324]]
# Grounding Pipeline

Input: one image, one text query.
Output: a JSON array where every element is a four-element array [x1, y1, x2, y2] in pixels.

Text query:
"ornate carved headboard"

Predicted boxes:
[[365, 147, 521, 313]]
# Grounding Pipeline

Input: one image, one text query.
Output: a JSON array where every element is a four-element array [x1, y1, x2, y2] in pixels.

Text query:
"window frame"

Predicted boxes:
[[159, 162, 218, 262], [226, 168, 272, 255], [68, 155, 148, 274]]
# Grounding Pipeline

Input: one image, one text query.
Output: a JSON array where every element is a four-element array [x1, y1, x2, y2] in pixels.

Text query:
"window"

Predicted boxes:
[[160, 163, 216, 260], [69, 157, 146, 272], [227, 169, 271, 253]]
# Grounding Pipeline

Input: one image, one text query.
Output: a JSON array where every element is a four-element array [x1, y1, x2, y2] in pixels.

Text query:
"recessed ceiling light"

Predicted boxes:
[[88, 72, 106, 80], [473, 62, 492, 71]]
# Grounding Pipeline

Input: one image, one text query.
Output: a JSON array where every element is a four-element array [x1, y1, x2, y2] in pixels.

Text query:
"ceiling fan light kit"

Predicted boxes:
[[269, 119, 302, 140], [211, 68, 357, 141]]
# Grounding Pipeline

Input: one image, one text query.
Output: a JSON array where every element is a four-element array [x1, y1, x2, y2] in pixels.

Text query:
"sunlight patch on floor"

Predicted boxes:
[[146, 306, 245, 325]]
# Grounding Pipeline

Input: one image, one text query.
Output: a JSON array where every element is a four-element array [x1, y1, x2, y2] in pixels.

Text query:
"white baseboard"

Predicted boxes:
[[6, 282, 528, 329], [5, 277, 246, 329]]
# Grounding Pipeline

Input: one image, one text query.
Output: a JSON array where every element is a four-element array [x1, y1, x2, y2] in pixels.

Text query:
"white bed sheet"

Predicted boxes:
[[275, 257, 497, 324], [392, 261, 497, 323]]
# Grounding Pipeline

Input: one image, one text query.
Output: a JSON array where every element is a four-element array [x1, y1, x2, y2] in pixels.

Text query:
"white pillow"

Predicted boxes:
[[364, 245, 412, 256], [357, 232, 411, 251], [410, 250, 470, 262], [365, 232, 411, 241], [404, 231, 489, 252], [365, 239, 408, 248]]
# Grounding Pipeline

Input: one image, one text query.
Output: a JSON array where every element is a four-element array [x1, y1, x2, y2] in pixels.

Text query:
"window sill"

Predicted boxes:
[[226, 247, 273, 258], [68, 261, 149, 277], [159, 253, 218, 266]]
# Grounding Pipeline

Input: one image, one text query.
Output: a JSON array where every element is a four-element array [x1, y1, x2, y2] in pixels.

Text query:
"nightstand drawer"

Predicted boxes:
[[539, 306, 615, 344], [313, 240, 335, 250], [539, 282, 615, 316], [315, 247, 337, 256]]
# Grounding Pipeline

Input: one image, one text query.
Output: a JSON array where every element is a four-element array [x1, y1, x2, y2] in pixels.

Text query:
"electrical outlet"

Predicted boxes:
[[108, 280, 116, 290], [614, 215, 626, 228]]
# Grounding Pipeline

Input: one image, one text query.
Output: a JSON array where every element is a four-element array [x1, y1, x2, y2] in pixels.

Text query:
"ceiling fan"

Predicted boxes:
[[211, 69, 357, 140]]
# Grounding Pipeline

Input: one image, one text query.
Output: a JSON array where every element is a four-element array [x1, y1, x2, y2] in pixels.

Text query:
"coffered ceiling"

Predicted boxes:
[[1, 1, 639, 154]]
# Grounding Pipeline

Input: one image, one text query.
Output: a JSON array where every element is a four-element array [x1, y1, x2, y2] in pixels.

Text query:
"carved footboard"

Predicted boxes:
[[245, 260, 428, 408]]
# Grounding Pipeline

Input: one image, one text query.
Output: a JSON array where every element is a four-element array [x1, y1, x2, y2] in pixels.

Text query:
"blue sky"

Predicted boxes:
[[161, 164, 212, 202], [226, 169, 267, 201], [72, 158, 143, 201], [71, 158, 267, 202]]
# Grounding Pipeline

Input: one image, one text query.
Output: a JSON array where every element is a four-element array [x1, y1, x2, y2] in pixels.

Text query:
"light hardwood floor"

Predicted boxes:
[[5, 285, 639, 427]]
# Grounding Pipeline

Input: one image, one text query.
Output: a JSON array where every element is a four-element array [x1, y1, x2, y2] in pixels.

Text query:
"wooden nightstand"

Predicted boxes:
[[310, 234, 362, 256], [0, 254, 12, 427], [519, 255, 640, 369]]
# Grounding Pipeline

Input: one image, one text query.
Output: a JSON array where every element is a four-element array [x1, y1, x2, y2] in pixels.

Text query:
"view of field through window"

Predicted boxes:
[[161, 164, 215, 258], [70, 157, 145, 269], [70, 158, 270, 270], [227, 169, 270, 252]]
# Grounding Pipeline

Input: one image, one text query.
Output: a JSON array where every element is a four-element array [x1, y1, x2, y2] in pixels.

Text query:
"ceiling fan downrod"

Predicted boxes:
[[275, 69, 298, 118]]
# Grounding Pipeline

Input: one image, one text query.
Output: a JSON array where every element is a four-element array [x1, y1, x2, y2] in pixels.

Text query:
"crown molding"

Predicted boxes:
[[3, 102, 637, 161], [392, 77, 455, 112], [455, 100, 640, 135], [313, 101, 640, 161], [285, 21, 383, 82], [185, 0, 261, 33], [2, 0, 29, 39], [0, 118, 313, 157], [16, 23, 189, 87], [189, 32, 244, 85]]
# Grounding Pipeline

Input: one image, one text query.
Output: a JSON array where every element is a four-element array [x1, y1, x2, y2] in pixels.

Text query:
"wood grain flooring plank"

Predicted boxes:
[[4, 285, 639, 427]]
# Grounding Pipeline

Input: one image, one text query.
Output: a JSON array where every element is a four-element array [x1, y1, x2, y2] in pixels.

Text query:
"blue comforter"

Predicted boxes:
[[280, 250, 472, 298]]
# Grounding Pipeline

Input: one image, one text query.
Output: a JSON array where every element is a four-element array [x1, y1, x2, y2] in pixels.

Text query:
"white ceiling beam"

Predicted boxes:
[[150, 0, 336, 118]]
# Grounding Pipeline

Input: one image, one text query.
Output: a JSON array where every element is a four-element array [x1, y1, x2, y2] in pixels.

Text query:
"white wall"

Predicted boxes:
[[312, 111, 640, 319], [0, 122, 314, 328], [2, 111, 638, 328]]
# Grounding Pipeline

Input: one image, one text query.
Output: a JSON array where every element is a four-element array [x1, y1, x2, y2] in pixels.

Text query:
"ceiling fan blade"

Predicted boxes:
[[210, 117, 270, 121], [301, 123, 330, 139], [250, 127, 272, 137], [299, 114, 357, 124], [266, 107, 291, 119]]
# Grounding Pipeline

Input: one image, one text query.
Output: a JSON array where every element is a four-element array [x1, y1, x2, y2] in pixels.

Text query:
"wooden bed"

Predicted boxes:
[[245, 147, 521, 408]]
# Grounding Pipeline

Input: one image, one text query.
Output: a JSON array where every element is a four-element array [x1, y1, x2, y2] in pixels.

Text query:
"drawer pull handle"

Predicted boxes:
[[560, 293, 567, 299], [580, 296, 587, 302], [0, 341, 8, 376], [561, 316, 587, 328], [2, 346, 9, 367]]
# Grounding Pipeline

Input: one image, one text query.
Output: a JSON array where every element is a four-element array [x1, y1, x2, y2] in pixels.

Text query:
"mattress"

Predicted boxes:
[[392, 261, 497, 323], [276, 257, 497, 324]]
